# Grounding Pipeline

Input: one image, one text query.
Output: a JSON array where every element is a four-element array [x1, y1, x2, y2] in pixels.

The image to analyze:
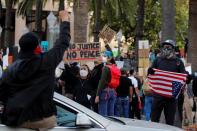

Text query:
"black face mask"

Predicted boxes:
[[161, 47, 174, 58]]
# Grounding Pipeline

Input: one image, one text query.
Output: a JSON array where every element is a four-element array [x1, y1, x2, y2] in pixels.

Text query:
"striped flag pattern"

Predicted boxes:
[[148, 68, 187, 99]]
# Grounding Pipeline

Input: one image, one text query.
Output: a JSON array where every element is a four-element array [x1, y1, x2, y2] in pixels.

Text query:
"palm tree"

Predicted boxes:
[[92, 0, 102, 42], [4, 0, 15, 48], [73, 0, 89, 43], [18, 0, 67, 39], [89, 0, 137, 42], [188, 0, 197, 72], [17, 0, 47, 39], [161, 0, 176, 42], [135, 0, 145, 69], [0, 0, 2, 18], [35, 0, 43, 37], [59, 0, 65, 11], [0, 0, 2, 48]]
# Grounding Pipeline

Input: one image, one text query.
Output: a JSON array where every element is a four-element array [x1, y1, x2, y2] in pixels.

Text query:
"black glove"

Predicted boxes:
[[147, 68, 155, 75]]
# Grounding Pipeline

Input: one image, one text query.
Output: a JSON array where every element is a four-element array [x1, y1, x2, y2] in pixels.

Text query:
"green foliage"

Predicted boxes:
[[89, 0, 137, 40], [143, 0, 188, 50], [144, 0, 161, 48], [175, 0, 188, 49]]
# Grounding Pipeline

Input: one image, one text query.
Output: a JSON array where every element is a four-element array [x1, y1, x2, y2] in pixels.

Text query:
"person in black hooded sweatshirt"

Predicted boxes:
[[0, 10, 70, 130], [60, 63, 94, 109]]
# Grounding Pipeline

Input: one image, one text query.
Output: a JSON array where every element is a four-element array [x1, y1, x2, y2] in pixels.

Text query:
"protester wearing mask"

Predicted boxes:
[[60, 63, 94, 108], [147, 40, 186, 125]]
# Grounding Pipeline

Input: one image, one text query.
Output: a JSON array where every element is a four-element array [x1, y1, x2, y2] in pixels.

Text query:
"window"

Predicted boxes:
[[55, 102, 77, 127], [54, 100, 101, 128]]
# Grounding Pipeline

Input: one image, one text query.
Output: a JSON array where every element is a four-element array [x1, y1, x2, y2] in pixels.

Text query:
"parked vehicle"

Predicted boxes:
[[0, 92, 183, 131]]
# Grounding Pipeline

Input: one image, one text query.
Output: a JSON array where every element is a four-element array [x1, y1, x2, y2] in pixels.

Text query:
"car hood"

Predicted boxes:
[[110, 117, 183, 131]]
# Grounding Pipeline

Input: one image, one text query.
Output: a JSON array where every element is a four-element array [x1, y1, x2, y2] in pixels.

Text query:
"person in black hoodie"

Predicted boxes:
[[60, 63, 94, 109], [0, 10, 70, 130]]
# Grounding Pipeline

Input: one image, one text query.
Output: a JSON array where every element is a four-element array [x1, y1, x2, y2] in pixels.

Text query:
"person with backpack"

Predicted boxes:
[[114, 69, 133, 118], [147, 40, 187, 125], [0, 10, 70, 130], [95, 51, 120, 116], [128, 69, 142, 119]]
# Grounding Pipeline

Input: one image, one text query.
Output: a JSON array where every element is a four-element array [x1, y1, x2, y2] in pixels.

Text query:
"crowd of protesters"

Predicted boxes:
[[0, 10, 197, 131], [54, 39, 197, 128], [55, 58, 144, 119]]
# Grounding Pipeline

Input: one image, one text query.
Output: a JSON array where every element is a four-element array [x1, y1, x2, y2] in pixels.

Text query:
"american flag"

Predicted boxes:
[[148, 69, 187, 99]]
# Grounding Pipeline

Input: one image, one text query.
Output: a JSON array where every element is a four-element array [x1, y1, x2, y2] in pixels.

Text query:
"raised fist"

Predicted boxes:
[[59, 10, 70, 22]]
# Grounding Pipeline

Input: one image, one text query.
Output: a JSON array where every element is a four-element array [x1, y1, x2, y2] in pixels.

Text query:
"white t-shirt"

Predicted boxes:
[[128, 76, 138, 88]]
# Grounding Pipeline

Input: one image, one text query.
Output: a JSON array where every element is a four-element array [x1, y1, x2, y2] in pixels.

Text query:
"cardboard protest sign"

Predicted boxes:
[[99, 25, 116, 43], [185, 63, 192, 74], [138, 49, 149, 58], [65, 42, 101, 62], [138, 40, 149, 49], [115, 61, 124, 69], [41, 41, 49, 52], [112, 48, 119, 57]]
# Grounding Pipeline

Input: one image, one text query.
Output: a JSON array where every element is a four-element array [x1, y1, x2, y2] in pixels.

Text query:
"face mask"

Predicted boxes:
[[80, 70, 88, 77], [102, 57, 107, 63], [161, 47, 174, 58]]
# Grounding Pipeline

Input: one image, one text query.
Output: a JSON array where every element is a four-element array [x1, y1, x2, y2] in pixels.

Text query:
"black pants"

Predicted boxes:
[[151, 95, 177, 125], [178, 93, 184, 123], [90, 95, 98, 113], [130, 97, 141, 119]]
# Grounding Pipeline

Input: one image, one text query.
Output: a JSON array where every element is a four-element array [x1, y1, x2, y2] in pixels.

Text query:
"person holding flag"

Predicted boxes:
[[147, 40, 187, 125]]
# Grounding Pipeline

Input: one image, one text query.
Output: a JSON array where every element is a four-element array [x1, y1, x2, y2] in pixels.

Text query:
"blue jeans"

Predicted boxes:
[[115, 96, 129, 118], [144, 96, 153, 121], [98, 88, 116, 116]]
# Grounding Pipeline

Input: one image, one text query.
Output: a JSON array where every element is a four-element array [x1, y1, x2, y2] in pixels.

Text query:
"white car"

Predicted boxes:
[[0, 92, 183, 131]]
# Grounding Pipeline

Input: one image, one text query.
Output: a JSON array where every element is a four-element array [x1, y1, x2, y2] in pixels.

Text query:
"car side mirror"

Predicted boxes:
[[76, 113, 92, 128]]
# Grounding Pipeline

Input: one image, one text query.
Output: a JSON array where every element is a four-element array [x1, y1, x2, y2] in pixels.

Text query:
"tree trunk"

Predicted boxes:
[[4, 0, 13, 48], [0, 0, 2, 18], [73, 0, 89, 43], [35, 0, 43, 39], [93, 0, 101, 42], [59, 0, 65, 11], [0, 0, 2, 48], [161, 0, 176, 42], [188, 0, 197, 72], [135, 0, 145, 70]]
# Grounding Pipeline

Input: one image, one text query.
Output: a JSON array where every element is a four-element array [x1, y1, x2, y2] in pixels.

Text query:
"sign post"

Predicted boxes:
[[138, 40, 149, 77]]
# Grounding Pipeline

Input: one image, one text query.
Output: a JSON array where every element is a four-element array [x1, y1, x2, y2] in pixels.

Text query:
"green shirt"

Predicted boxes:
[[96, 66, 111, 96]]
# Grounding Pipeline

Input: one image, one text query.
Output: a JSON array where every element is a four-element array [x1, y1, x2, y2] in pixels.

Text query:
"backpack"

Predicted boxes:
[[106, 64, 121, 89], [142, 78, 153, 96]]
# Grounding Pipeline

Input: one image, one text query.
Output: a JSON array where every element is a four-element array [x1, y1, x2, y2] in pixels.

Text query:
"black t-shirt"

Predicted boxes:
[[151, 57, 185, 73], [116, 76, 133, 97]]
